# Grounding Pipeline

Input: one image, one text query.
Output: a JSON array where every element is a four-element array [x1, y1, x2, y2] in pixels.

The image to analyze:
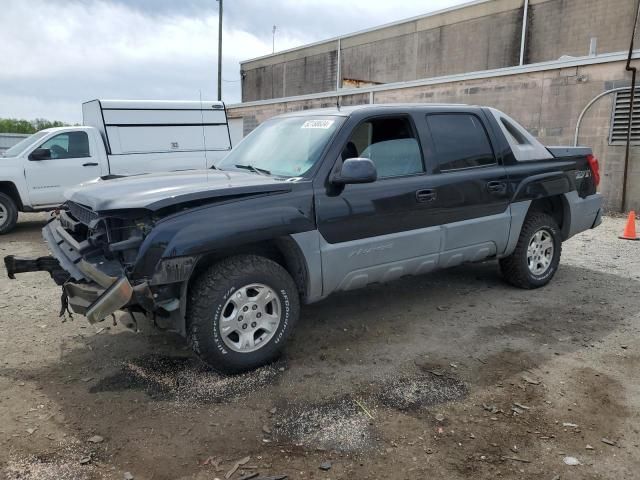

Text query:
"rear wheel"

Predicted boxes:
[[0, 193, 18, 235], [499, 212, 562, 289], [187, 255, 300, 374]]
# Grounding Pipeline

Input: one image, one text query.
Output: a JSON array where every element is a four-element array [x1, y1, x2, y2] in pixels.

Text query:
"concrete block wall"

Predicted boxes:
[[229, 60, 640, 212], [526, 0, 640, 63], [242, 51, 337, 101], [241, 0, 640, 103]]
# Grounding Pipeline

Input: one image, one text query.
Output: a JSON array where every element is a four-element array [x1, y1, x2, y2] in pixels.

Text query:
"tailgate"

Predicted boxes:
[[547, 146, 597, 197]]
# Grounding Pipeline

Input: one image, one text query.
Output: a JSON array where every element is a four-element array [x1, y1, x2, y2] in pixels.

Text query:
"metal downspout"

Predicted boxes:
[[336, 37, 342, 108], [519, 0, 529, 66], [336, 37, 342, 91], [622, 0, 640, 211]]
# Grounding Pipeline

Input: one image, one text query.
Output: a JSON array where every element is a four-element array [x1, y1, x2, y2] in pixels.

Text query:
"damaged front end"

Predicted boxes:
[[4, 202, 192, 329]]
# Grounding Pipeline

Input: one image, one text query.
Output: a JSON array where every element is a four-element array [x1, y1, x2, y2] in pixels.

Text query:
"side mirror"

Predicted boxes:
[[29, 148, 51, 161], [331, 157, 377, 185]]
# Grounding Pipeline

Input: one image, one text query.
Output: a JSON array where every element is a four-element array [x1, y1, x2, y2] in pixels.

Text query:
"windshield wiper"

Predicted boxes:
[[234, 164, 271, 176]]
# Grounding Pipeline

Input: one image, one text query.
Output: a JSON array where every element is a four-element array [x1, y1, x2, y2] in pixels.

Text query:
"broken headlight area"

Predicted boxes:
[[62, 202, 154, 267]]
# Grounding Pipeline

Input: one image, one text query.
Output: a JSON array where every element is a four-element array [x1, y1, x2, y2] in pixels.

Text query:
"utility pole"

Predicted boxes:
[[217, 0, 223, 101], [272, 25, 277, 53]]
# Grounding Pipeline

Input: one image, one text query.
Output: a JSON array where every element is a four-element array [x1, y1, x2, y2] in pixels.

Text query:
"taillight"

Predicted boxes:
[[587, 154, 600, 187]]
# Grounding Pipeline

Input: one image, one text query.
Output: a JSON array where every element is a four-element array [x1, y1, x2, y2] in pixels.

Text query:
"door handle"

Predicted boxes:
[[416, 189, 437, 202], [83, 162, 99, 167], [486, 181, 507, 194]]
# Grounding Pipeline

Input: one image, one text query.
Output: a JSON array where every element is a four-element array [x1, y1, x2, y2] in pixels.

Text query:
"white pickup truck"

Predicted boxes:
[[0, 100, 232, 234]]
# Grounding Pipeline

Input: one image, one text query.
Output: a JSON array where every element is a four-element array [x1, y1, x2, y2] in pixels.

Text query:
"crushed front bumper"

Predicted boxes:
[[4, 218, 137, 323]]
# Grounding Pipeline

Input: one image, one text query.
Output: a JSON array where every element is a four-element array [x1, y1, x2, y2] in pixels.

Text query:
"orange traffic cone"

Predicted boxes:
[[620, 211, 639, 241]]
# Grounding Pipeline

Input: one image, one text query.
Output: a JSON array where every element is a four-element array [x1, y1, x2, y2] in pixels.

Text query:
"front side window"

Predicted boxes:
[[426, 114, 495, 171], [342, 116, 424, 178], [217, 115, 343, 177], [39, 131, 90, 159]]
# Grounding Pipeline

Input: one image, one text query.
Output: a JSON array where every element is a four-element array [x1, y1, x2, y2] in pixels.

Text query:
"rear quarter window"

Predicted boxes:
[[426, 114, 496, 171]]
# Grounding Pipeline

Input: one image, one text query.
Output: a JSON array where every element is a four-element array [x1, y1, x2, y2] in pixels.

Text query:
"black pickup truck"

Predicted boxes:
[[4, 104, 602, 373]]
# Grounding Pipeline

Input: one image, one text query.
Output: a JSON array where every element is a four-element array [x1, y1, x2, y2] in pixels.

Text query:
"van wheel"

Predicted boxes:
[[0, 193, 18, 235], [499, 212, 562, 289], [187, 255, 300, 374]]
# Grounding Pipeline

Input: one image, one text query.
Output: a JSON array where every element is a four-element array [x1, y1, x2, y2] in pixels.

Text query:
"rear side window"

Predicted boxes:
[[426, 114, 495, 171], [343, 116, 424, 178]]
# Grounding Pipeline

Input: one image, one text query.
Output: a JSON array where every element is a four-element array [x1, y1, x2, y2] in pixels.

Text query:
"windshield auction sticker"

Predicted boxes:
[[301, 119, 335, 129]]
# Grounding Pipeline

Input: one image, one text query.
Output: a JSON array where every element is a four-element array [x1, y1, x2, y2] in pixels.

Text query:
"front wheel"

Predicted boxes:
[[0, 193, 18, 235], [499, 212, 562, 289], [187, 255, 300, 374]]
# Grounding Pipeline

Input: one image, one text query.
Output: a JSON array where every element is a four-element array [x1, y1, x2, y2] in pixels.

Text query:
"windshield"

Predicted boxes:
[[217, 115, 344, 177], [1, 131, 49, 157]]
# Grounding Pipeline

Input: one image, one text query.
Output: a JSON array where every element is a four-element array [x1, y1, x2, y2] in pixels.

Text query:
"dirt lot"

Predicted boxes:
[[1, 213, 639, 480]]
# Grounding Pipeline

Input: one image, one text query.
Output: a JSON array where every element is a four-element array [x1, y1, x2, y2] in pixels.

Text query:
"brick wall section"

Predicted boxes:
[[229, 60, 640, 211]]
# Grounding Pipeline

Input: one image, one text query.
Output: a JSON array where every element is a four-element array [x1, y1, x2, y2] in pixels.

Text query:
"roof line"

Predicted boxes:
[[241, 0, 489, 65], [228, 50, 640, 110]]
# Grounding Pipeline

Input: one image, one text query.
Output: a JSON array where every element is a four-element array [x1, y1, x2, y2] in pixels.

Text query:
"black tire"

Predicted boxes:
[[499, 212, 562, 289], [0, 193, 18, 235], [187, 255, 300, 374]]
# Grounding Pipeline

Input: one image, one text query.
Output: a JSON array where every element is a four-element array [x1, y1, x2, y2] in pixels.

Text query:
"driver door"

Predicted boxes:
[[314, 114, 442, 294], [25, 131, 102, 206]]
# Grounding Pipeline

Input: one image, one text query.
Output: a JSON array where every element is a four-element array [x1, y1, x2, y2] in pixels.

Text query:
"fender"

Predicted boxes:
[[511, 171, 575, 203], [130, 186, 316, 280]]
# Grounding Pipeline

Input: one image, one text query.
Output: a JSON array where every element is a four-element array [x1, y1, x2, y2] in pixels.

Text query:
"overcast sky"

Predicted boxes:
[[1, 0, 468, 123]]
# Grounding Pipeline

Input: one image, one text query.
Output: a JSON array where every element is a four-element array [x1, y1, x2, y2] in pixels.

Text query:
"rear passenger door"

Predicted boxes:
[[315, 114, 442, 294], [421, 112, 511, 263]]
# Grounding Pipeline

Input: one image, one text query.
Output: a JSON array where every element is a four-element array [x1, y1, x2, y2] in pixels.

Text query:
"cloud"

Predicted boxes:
[[0, 0, 468, 123]]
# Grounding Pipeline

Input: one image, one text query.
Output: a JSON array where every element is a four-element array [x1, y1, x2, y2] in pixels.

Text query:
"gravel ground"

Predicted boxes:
[[1, 212, 639, 479]]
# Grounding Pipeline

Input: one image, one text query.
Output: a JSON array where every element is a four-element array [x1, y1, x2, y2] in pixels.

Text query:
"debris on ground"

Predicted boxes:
[[319, 460, 332, 471], [238, 473, 259, 480], [273, 398, 375, 452], [562, 422, 578, 428], [225, 456, 250, 479], [601, 438, 617, 446], [503, 456, 530, 463], [376, 373, 467, 410], [354, 398, 375, 420], [563, 456, 581, 466], [522, 376, 541, 385], [123, 473, 134, 480], [87, 435, 104, 443], [90, 355, 283, 403]]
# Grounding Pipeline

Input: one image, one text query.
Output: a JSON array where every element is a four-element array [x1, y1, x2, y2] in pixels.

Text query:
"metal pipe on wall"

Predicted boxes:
[[336, 37, 342, 91], [573, 87, 640, 147], [217, 0, 223, 101], [519, 0, 529, 66], [622, 0, 640, 212]]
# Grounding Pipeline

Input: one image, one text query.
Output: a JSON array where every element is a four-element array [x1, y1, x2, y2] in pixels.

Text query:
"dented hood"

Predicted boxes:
[[65, 169, 292, 212]]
